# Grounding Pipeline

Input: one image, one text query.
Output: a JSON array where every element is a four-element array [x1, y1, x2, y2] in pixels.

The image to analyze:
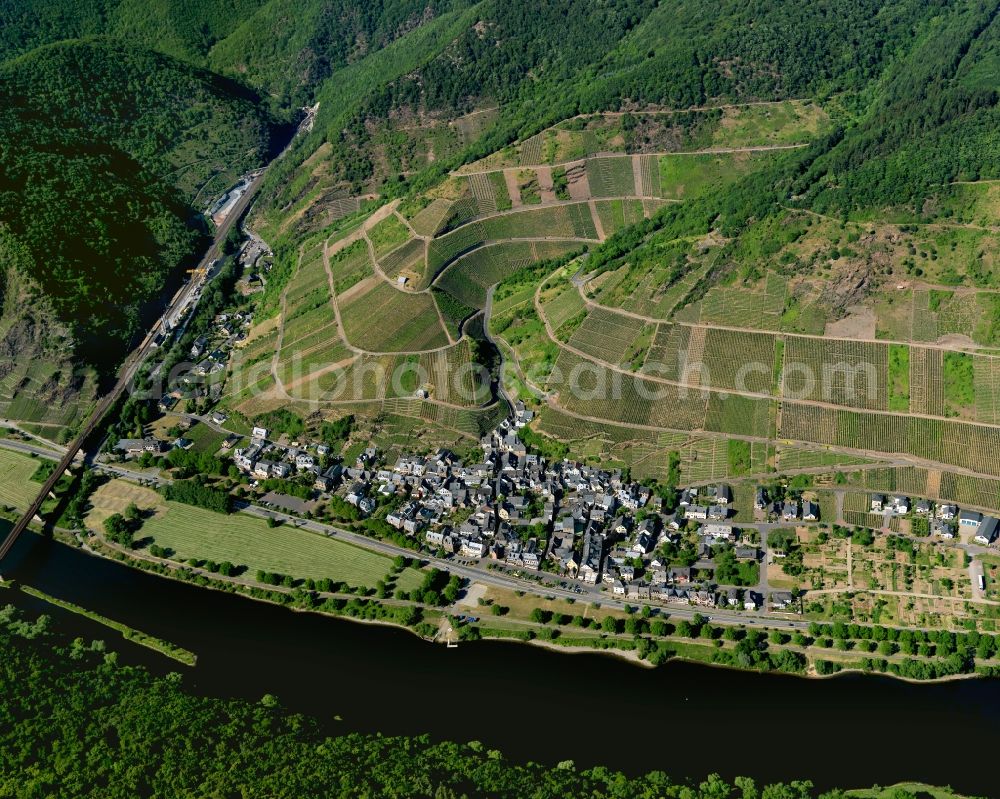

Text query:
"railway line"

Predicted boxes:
[[0, 169, 267, 563]]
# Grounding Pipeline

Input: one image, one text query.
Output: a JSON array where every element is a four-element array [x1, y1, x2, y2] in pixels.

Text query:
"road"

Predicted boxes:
[[0, 163, 271, 562], [237, 503, 816, 633]]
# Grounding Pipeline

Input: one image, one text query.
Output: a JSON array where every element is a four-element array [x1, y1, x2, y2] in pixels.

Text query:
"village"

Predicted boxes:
[[105, 388, 1000, 621]]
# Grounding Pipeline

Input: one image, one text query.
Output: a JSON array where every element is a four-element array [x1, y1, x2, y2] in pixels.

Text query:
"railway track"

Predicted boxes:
[[0, 169, 266, 563]]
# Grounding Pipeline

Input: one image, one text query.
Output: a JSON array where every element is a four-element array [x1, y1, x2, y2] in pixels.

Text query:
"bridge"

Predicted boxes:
[[0, 170, 266, 563]]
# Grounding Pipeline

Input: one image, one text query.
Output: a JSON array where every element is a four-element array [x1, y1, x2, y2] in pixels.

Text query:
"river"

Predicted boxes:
[[1, 520, 996, 795]]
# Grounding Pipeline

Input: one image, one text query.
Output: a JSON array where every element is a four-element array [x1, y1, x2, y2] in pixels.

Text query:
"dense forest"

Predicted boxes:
[[0, 606, 952, 799], [0, 38, 274, 369]]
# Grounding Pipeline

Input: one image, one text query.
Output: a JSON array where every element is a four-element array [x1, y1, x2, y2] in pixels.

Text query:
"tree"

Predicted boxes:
[[103, 513, 133, 547]]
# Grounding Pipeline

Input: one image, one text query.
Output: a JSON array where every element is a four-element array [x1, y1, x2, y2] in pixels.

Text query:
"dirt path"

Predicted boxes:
[[456, 143, 808, 176], [588, 200, 606, 240], [503, 168, 522, 208], [570, 277, 994, 355]]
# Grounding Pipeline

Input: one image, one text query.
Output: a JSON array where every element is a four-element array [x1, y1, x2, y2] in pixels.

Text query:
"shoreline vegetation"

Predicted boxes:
[[13, 582, 196, 667], [0, 603, 979, 799], [23, 523, 999, 685]]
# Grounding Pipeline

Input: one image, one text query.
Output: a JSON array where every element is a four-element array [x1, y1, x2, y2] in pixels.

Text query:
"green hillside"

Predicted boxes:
[[0, 38, 275, 413]]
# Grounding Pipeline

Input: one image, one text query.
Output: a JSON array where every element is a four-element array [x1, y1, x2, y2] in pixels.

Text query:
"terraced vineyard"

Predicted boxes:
[[340, 281, 449, 353]]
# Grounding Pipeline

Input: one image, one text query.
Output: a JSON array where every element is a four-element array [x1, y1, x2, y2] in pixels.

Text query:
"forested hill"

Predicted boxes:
[[0, 38, 274, 370]]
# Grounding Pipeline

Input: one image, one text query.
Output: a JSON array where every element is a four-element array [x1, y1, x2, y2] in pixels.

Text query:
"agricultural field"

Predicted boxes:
[[782, 337, 889, 410], [594, 199, 646, 237], [85, 480, 403, 588], [367, 214, 411, 259], [437, 242, 540, 309], [0, 449, 42, 511], [585, 157, 635, 198], [566, 307, 651, 366], [339, 280, 449, 353]]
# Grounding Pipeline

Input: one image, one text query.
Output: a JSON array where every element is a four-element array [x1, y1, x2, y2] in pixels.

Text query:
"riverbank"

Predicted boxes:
[[17, 522, 1000, 685], [15, 583, 196, 666]]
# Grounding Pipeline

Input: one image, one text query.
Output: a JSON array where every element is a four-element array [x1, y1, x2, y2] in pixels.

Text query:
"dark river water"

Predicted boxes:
[[1, 521, 996, 795]]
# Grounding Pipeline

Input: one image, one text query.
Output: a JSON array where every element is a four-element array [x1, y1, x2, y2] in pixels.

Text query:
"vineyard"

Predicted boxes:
[[643, 323, 691, 381], [782, 337, 888, 410], [548, 349, 708, 431], [339, 281, 449, 353], [704, 393, 773, 438], [540, 281, 587, 333], [567, 307, 649, 365], [436, 242, 539, 308], [379, 238, 427, 285], [699, 328, 777, 394], [778, 402, 1000, 478], [594, 199, 645, 237], [585, 156, 635, 198], [367, 214, 410, 258], [974, 353, 1000, 425], [408, 198, 452, 237], [635, 154, 660, 198], [328, 240, 373, 296], [697, 271, 788, 330], [908, 346, 945, 417]]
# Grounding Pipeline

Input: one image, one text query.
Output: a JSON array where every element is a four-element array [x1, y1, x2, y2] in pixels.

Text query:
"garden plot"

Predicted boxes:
[[339, 281, 449, 352], [567, 307, 648, 365], [585, 156, 635, 198], [782, 338, 888, 410]]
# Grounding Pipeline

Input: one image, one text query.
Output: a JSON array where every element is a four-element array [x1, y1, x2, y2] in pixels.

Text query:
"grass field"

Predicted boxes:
[[87, 480, 401, 587], [658, 151, 773, 200], [0, 449, 41, 511], [368, 214, 411, 258]]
